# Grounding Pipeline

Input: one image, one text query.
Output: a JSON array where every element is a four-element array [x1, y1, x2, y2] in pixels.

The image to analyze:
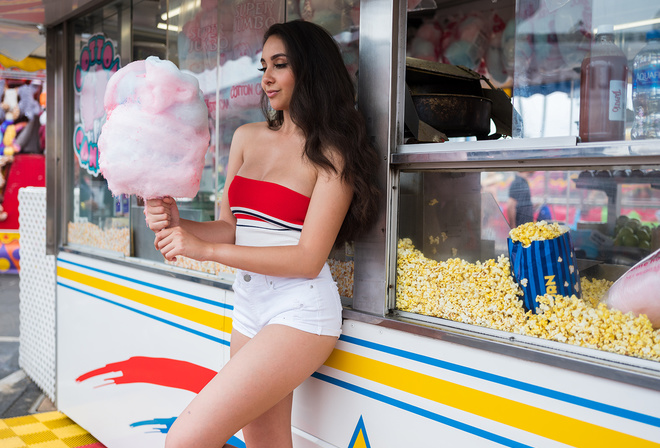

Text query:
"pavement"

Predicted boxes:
[[0, 273, 56, 418]]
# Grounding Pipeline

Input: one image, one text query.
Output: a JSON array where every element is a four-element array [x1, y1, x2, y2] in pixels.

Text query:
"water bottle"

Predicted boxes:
[[631, 30, 660, 140], [579, 25, 628, 142]]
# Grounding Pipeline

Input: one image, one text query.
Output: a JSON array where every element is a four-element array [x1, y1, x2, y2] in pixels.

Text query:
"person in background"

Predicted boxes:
[[13, 82, 44, 154], [145, 20, 380, 448], [506, 171, 534, 227]]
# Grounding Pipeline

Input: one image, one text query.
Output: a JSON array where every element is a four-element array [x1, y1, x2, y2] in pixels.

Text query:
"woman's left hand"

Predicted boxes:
[[155, 226, 211, 262]]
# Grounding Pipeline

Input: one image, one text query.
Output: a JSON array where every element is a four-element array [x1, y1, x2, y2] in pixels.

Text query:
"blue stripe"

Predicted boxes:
[[312, 372, 533, 448], [57, 257, 232, 310], [58, 281, 230, 346], [227, 435, 246, 448], [338, 335, 660, 427]]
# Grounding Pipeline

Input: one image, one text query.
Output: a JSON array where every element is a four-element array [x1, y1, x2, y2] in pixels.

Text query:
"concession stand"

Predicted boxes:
[[20, 0, 660, 446]]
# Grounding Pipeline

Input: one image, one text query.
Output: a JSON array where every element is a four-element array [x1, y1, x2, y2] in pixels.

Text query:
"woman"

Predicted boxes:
[[145, 20, 379, 448]]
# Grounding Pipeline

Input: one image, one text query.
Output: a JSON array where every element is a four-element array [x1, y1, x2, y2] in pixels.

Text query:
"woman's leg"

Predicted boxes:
[[165, 325, 338, 448]]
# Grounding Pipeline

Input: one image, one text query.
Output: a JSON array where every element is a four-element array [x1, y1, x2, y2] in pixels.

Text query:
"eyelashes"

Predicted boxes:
[[258, 63, 289, 73]]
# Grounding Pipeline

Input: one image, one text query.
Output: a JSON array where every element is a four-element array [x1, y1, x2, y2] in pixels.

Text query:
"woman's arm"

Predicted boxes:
[[156, 153, 353, 278]]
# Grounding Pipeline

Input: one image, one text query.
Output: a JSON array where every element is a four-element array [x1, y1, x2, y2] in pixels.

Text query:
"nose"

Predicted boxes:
[[261, 66, 274, 85]]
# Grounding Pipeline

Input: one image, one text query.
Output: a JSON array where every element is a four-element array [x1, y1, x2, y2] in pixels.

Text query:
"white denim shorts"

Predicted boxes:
[[231, 263, 343, 338]]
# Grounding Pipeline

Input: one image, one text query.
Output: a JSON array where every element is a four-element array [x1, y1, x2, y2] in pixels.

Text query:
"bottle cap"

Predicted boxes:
[[597, 24, 614, 35], [647, 29, 660, 40]]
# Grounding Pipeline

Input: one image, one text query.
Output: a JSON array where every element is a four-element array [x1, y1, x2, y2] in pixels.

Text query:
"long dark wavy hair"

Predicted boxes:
[[261, 20, 380, 247]]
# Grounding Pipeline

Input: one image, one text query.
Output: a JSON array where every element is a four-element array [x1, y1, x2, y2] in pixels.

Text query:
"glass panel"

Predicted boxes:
[[514, 0, 660, 141], [403, 0, 660, 144], [284, 0, 361, 301], [404, 0, 517, 144], [129, 0, 225, 273], [286, 0, 360, 95], [396, 168, 660, 363], [69, 1, 131, 256]]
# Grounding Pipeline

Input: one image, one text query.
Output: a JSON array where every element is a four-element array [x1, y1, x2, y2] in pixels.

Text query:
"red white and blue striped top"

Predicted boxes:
[[228, 175, 311, 247]]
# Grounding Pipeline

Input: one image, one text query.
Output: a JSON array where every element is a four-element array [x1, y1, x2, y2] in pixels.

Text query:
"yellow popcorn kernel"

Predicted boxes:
[[509, 221, 565, 247], [396, 239, 660, 363]]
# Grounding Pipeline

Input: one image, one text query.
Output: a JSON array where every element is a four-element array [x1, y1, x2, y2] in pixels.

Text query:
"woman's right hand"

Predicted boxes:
[[144, 196, 180, 232]]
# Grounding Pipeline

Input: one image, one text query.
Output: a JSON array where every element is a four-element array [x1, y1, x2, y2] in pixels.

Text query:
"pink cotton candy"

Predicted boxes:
[[98, 56, 210, 199], [605, 248, 660, 328]]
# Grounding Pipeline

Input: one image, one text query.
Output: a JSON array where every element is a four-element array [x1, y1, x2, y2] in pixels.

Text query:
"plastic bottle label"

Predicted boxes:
[[635, 67, 660, 88], [609, 80, 626, 122]]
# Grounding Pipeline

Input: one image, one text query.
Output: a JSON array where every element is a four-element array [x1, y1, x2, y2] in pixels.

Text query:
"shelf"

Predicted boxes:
[[393, 137, 660, 169]]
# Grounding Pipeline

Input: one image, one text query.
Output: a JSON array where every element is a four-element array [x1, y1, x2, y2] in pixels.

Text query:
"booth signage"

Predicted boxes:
[[72, 34, 120, 176]]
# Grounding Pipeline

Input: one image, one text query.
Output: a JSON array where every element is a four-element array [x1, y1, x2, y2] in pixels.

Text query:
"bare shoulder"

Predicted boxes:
[[230, 121, 269, 156], [233, 121, 269, 140]]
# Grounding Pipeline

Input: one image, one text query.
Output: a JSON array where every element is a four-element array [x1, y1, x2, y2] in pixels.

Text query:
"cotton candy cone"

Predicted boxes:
[[98, 56, 210, 199]]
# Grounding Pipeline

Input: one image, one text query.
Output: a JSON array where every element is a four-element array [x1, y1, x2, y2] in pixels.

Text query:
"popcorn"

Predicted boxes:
[[509, 220, 565, 247], [67, 222, 130, 256], [166, 256, 236, 276], [397, 238, 528, 332], [396, 238, 660, 362], [328, 258, 354, 298]]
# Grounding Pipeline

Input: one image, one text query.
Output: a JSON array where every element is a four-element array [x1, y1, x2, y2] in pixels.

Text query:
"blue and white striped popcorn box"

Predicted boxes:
[[507, 227, 581, 313]]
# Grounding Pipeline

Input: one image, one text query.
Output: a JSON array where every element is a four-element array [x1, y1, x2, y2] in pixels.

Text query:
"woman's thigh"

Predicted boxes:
[[165, 325, 338, 448]]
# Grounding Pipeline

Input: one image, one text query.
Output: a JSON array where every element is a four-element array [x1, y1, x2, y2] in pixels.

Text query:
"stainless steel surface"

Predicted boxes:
[[43, 0, 109, 26], [393, 138, 660, 169], [580, 263, 629, 282], [342, 308, 660, 391], [59, 246, 236, 291], [119, 1, 131, 65], [352, 0, 402, 315], [45, 23, 73, 255]]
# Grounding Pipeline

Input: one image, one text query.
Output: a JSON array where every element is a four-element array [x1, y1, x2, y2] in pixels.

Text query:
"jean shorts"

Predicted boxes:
[[231, 263, 343, 338]]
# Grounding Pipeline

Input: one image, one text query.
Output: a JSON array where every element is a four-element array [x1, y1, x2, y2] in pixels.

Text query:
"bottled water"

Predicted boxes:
[[631, 30, 660, 140]]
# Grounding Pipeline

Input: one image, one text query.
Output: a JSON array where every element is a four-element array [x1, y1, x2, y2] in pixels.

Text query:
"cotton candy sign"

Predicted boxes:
[[98, 56, 210, 199]]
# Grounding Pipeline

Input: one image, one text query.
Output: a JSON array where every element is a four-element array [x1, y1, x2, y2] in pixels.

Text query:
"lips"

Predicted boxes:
[[266, 89, 279, 98]]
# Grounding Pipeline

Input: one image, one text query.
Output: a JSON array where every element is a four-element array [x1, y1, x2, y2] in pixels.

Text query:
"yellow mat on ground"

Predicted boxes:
[[0, 412, 106, 448]]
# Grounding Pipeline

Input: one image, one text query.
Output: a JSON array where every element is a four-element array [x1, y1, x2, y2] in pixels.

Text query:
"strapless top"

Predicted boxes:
[[228, 175, 311, 247]]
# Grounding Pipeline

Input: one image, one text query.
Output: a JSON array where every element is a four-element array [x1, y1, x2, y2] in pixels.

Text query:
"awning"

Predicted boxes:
[[0, 0, 45, 62], [0, 1, 46, 80]]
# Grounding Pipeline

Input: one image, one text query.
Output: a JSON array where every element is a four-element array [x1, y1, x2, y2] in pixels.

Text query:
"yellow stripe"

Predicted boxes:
[[58, 266, 231, 334], [326, 350, 659, 447]]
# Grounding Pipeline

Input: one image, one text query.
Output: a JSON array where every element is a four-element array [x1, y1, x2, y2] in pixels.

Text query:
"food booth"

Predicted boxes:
[[20, 0, 660, 446]]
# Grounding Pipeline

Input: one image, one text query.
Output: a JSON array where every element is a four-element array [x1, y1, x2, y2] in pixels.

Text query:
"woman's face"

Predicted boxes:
[[260, 35, 295, 111]]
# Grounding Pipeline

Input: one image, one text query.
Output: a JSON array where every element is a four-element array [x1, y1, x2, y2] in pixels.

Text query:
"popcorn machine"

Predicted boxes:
[[30, 0, 660, 446]]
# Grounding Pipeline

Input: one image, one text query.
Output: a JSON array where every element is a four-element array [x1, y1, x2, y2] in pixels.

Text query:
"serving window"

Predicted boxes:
[[394, 166, 660, 363]]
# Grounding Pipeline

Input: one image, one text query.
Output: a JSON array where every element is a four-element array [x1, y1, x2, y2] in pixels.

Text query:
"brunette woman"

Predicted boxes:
[[146, 19, 379, 448]]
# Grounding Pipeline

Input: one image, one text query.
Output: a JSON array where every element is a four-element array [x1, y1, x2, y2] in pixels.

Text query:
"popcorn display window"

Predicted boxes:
[[69, 1, 131, 256], [395, 168, 660, 363]]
